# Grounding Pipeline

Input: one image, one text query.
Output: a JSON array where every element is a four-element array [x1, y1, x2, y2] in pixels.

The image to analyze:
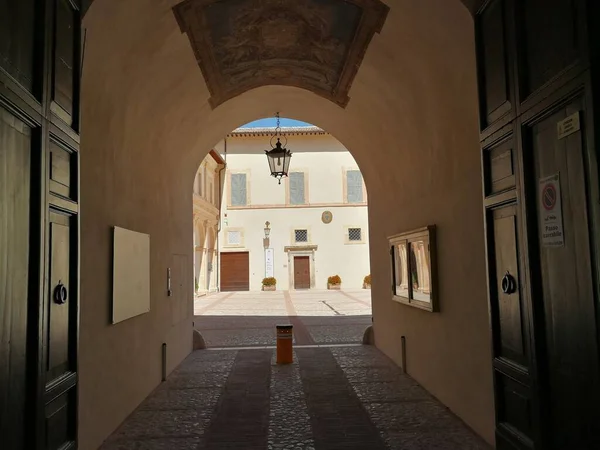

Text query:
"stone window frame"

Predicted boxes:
[[344, 226, 366, 244], [224, 227, 245, 248], [342, 167, 368, 204], [285, 169, 309, 206], [227, 169, 251, 207]]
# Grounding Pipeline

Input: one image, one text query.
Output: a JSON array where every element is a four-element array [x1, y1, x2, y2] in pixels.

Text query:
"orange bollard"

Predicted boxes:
[[276, 324, 293, 364]]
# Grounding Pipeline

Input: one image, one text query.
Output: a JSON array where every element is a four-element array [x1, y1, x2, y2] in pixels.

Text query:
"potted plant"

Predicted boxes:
[[262, 277, 277, 291], [363, 274, 371, 289], [327, 275, 342, 290]]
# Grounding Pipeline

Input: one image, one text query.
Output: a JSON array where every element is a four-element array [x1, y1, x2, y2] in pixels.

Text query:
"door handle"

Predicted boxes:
[[54, 281, 68, 305], [501, 271, 516, 295]]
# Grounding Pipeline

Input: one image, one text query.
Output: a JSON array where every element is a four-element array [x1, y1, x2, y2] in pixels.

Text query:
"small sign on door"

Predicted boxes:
[[539, 173, 564, 247]]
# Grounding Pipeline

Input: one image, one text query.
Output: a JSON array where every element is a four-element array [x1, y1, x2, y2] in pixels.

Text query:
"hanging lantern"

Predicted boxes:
[[265, 112, 292, 184]]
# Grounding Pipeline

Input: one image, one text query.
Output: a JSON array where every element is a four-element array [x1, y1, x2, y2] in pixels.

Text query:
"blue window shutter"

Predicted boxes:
[[347, 170, 363, 203], [290, 172, 305, 205], [231, 173, 247, 206]]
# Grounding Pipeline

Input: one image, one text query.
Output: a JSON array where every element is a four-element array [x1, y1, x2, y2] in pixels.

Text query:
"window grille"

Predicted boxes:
[[295, 229, 308, 243], [227, 230, 241, 245], [349, 228, 362, 241]]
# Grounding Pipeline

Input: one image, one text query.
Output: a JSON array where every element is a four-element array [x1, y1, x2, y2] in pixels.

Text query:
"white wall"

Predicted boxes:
[[218, 139, 370, 291]]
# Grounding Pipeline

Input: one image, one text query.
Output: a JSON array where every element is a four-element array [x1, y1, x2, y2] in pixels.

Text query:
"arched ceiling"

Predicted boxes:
[[81, 0, 484, 14], [81, 0, 483, 16], [173, 0, 389, 108]]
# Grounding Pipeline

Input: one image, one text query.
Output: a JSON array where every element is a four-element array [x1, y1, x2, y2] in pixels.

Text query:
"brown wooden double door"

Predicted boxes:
[[0, 0, 81, 449], [476, 0, 600, 448], [220, 252, 250, 291], [294, 256, 310, 289]]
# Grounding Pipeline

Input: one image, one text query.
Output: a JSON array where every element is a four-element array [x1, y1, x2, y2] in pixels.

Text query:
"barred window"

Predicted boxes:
[[349, 228, 362, 241], [231, 173, 247, 206], [295, 229, 308, 243], [227, 230, 241, 245], [346, 170, 364, 203]]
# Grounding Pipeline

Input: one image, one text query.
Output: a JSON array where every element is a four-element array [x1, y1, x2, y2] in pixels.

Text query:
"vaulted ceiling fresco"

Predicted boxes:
[[173, 0, 389, 108]]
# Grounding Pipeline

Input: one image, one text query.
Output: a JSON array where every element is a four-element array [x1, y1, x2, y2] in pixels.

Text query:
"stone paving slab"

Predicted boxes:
[[194, 290, 371, 349]]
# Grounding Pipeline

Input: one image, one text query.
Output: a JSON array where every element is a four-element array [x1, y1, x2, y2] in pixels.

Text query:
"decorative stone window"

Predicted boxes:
[[295, 229, 308, 243], [349, 228, 362, 241], [225, 229, 244, 247], [345, 226, 365, 244]]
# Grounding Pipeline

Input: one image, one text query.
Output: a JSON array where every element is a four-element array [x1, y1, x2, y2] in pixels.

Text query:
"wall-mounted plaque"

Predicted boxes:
[[322, 211, 333, 224], [389, 225, 438, 312]]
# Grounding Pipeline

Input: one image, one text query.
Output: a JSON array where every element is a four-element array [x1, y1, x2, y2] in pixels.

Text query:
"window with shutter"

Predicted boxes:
[[231, 173, 247, 206], [346, 170, 364, 203], [289, 172, 305, 205]]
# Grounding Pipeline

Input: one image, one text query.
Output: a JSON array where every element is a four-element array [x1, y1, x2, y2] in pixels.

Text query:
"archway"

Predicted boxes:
[[77, 1, 492, 448]]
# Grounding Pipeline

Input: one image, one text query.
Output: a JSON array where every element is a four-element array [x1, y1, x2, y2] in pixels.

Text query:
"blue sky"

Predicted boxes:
[[240, 118, 313, 128]]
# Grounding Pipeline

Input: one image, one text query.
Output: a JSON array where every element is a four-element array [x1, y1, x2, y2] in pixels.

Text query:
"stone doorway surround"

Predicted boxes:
[[284, 245, 318, 290]]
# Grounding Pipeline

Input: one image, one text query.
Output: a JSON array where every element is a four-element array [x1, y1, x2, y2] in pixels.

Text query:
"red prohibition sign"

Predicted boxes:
[[542, 183, 557, 211]]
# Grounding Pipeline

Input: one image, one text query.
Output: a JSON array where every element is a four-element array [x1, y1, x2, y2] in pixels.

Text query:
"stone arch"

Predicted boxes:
[[79, 1, 493, 448]]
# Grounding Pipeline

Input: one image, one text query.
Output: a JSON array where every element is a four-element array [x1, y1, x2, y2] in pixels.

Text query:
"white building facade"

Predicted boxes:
[[215, 127, 370, 291]]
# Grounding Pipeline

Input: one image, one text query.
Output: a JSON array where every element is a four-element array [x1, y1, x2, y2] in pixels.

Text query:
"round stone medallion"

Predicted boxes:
[[321, 211, 333, 224]]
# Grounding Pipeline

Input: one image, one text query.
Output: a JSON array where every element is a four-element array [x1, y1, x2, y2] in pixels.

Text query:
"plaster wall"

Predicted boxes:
[[80, 0, 494, 448]]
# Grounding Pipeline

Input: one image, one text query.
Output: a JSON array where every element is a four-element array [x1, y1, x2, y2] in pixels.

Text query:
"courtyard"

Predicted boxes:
[[193, 289, 373, 348]]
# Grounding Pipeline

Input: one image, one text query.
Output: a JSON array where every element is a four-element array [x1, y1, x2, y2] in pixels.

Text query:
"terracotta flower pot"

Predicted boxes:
[[262, 285, 276, 291], [328, 283, 341, 290], [363, 283, 371, 289]]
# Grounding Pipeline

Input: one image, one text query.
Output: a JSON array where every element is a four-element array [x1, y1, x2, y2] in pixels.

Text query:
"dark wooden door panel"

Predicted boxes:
[[520, 0, 580, 96], [47, 212, 72, 381], [51, 0, 80, 127], [477, 0, 512, 128], [0, 0, 37, 93], [45, 210, 77, 449], [0, 106, 32, 450], [488, 203, 534, 449], [491, 204, 528, 367], [44, 389, 76, 450], [294, 256, 310, 289], [527, 99, 600, 448], [220, 252, 249, 291]]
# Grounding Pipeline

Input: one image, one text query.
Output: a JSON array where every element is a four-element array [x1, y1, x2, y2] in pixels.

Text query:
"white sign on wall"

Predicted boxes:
[[539, 173, 564, 247], [265, 248, 274, 277]]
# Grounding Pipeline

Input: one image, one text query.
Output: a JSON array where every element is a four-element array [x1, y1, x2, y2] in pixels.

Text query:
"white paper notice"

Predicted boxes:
[[265, 248, 274, 277], [539, 173, 564, 247]]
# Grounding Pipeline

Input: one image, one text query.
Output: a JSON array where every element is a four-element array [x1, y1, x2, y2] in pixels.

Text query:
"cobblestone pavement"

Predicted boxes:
[[193, 290, 372, 348], [101, 346, 491, 450]]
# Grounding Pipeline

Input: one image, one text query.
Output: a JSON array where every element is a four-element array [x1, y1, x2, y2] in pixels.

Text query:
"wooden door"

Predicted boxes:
[[487, 202, 535, 447], [220, 252, 249, 291], [526, 99, 600, 448], [0, 105, 34, 450], [294, 256, 310, 289]]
